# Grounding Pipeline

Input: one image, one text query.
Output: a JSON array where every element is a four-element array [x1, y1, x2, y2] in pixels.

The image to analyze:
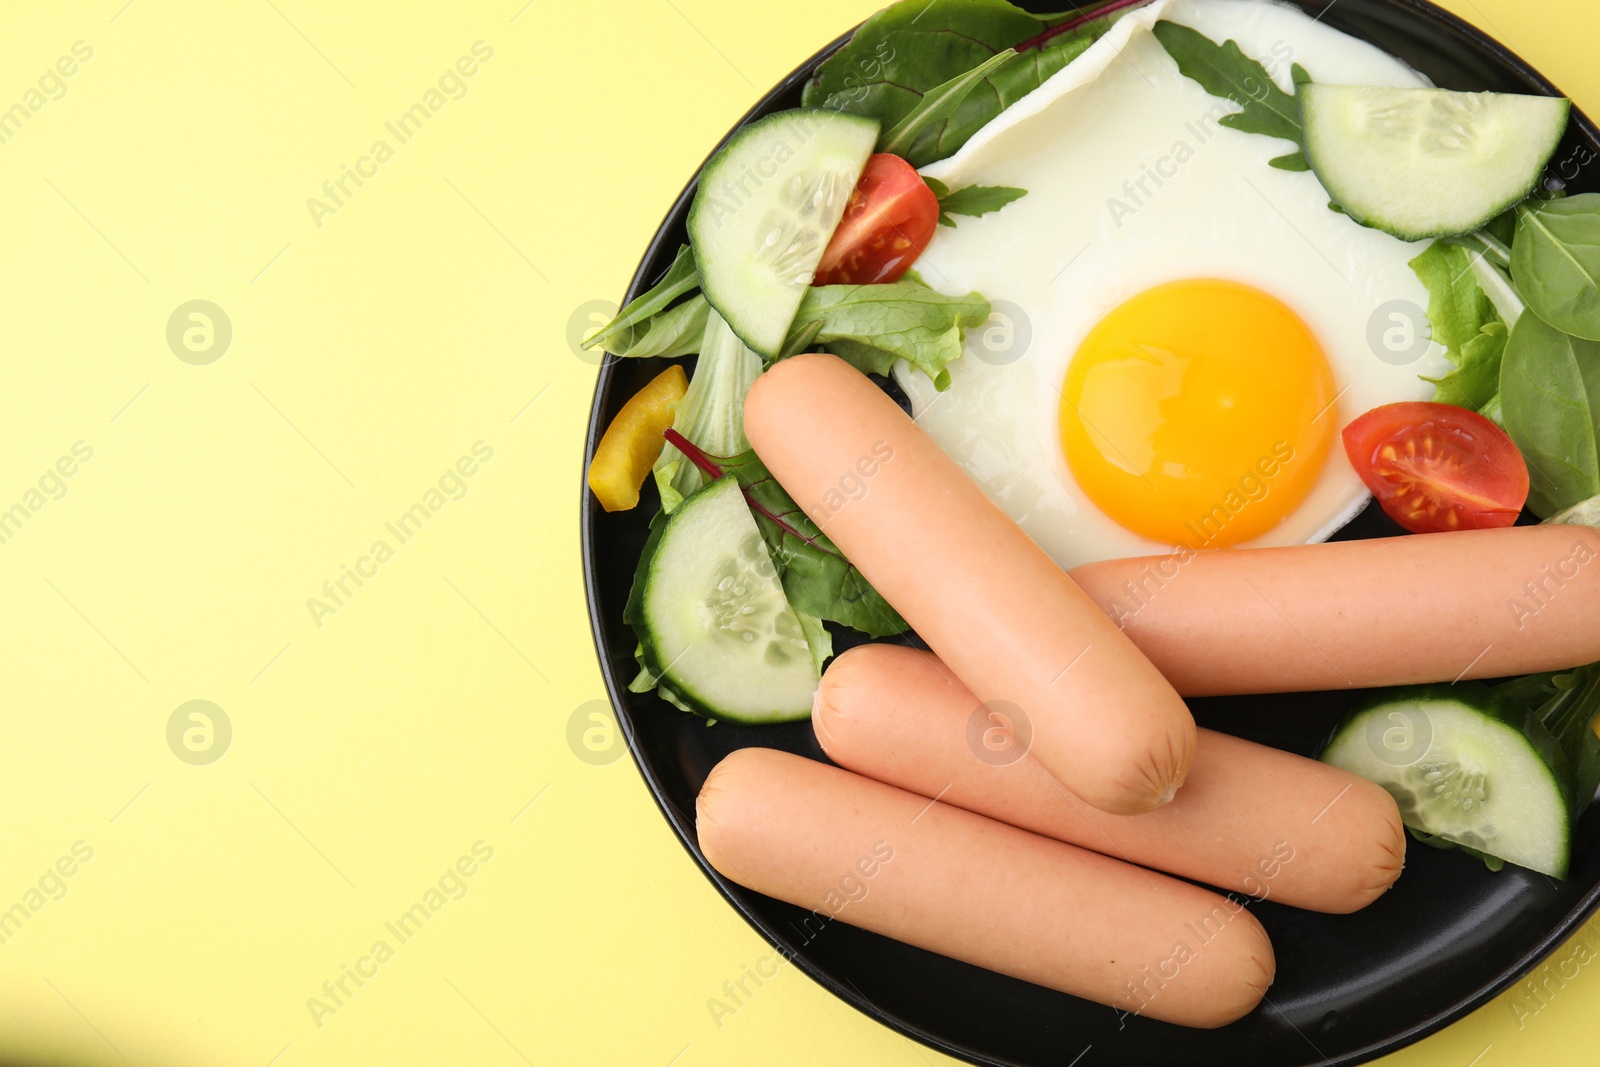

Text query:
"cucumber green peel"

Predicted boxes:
[[1320, 683, 1572, 878]]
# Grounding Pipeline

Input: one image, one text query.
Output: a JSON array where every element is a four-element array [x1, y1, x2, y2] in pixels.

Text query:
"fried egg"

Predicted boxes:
[[900, 0, 1452, 568]]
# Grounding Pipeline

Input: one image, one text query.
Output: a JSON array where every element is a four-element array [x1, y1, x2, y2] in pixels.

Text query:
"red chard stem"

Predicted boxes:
[[1016, 0, 1152, 53]]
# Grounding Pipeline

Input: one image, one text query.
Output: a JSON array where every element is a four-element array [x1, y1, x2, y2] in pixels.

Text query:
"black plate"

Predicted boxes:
[[581, 3, 1600, 1064]]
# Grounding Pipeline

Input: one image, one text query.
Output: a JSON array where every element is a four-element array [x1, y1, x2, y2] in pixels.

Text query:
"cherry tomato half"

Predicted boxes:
[[1341, 401, 1529, 533], [813, 153, 940, 286]]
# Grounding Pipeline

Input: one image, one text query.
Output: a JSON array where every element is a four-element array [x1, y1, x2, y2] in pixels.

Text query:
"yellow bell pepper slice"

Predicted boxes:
[[587, 364, 689, 512]]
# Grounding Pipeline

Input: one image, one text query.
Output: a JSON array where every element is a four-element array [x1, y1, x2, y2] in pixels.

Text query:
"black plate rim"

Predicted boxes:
[[579, 3, 1600, 1064]]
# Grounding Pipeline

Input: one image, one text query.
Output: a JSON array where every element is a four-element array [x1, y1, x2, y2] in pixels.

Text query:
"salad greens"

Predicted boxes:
[[1500, 312, 1600, 517], [1465, 249, 1525, 327], [788, 281, 990, 389], [653, 309, 762, 502], [1410, 242, 1498, 365], [586, 253, 990, 392], [924, 177, 1029, 227], [1433, 322, 1509, 414], [1497, 662, 1600, 819], [598, 295, 710, 360], [878, 49, 1019, 159], [1406, 199, 1600, 522], [666, 430, 909, 638], [802, 0, 1129, 168], [1408, 241, 1505, 412], [1511, 194, 1600, 341], [582, 245, 698, 355], [1151, 20, 1310, 171]]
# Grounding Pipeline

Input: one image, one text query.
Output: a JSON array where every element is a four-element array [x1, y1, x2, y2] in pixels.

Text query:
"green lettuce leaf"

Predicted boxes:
[[1408, 240, 1509, 412], [598, 294, 710, 359], [786, 281, 990, 389], [1426, 321, 1507, 412], [654, 308, 761, 500], [1411, 241, 1498, 355]]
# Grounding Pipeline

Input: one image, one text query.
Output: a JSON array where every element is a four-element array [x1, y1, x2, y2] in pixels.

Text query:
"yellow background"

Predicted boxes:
[[0, 0, 1593, 1064]]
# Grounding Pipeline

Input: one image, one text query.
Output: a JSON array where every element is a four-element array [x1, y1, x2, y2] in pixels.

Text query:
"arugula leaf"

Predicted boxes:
[[786, 281, 990, 389], [597, 294, 710, 358], [1512, 194, 1600, 341], [879, 49, 1018, 159], [928, 180, 1029, 227], [1151, 21, 1308, 170], [1499, 310, 1600, 516], [666, 431, 909, 637], [583, 245, 698, 353], [802, 0, 1113, 167]]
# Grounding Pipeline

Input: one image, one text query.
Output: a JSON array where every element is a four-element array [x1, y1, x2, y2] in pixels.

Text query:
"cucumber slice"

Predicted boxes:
[[627, 475, 818, 723], [1320, 683, 1571, 877], [1301, 84, 1569, 240], [689, 109, 878, 357]]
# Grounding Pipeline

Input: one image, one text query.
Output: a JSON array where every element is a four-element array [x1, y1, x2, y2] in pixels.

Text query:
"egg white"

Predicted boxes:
[[898, 0, 1454, 568]]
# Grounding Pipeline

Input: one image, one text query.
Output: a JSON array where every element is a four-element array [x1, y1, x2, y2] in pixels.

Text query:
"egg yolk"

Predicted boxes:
[[1060, 279, 1337, 549]]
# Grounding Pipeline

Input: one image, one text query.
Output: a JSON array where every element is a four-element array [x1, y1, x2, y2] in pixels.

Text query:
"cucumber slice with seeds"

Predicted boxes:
[[689, 109, 878, 357], [626, 475, 818, 723], [1302, 85, 1569, 240], [1320, 683, 1571, 877]]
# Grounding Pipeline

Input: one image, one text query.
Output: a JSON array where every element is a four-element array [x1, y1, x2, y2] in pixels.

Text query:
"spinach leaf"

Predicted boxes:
[[1511, 194, 1600, 341], [1500, 310, 1600, 516], [924, 177, 1029, 226], [597, 294, 710, 358], [802, 0, 1112, 167], [1151, 21, 1308, 171], [583, 245, 698, 353], [879, 49, 1019, 159], [786, 281, 990, 389]]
